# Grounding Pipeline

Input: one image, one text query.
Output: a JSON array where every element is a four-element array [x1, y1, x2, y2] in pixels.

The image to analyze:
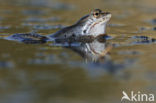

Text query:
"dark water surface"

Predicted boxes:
[[0, 0, 156, 103]]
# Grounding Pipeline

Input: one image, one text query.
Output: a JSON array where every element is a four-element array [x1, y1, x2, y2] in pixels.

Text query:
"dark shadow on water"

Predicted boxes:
[[0, 61, 14, 69], [131, 36, 156, 44]]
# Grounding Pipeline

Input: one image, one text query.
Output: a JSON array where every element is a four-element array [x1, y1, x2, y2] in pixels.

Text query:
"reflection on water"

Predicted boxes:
[[66, 36, 111, 62], [0, 0, 156, 103], [64, 36, 134, 75]]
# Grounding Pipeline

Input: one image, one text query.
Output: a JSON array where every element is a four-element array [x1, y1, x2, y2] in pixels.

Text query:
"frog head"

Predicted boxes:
[[76, 9, 111, 36]]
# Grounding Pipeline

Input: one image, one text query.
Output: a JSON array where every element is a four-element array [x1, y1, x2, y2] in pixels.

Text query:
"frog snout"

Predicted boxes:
[[104, 12, 111, 15]]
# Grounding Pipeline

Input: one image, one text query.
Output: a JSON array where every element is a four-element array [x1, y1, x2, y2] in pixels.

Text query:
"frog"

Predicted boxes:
[[5, 9, 111, 43], [50, 9, 111, 39]]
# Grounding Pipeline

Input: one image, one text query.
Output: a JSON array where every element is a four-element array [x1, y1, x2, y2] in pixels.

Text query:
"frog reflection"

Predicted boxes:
[[54, 35, 133, 74], [55, 35, 112, 62]]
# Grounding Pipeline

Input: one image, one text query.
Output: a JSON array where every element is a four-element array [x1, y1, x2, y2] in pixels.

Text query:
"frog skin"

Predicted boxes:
[[50, 9, 111, 39], [5, 9, 111, 43]]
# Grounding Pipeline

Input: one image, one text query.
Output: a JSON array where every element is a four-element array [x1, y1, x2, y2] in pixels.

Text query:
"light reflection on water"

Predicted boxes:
[[0, 0, 156, 103]]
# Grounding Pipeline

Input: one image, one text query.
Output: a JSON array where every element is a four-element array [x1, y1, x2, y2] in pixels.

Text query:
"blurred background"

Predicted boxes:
[[0, 0, 156, 103]]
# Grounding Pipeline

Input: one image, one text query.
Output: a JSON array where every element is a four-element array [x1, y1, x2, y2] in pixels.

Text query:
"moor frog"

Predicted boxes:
[[5, 9, 111, 43]]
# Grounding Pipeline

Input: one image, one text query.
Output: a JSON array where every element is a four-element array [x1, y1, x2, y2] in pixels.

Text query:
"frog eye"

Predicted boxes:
[[93, 12, 100, 18], [92, 9, 101, 18]]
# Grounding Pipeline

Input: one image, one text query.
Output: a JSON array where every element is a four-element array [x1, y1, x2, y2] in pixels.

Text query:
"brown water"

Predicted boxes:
[[0, 0, 156, 103]]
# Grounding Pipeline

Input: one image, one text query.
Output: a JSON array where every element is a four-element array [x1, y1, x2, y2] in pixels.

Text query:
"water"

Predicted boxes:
[[0, 0, 156, 103]]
